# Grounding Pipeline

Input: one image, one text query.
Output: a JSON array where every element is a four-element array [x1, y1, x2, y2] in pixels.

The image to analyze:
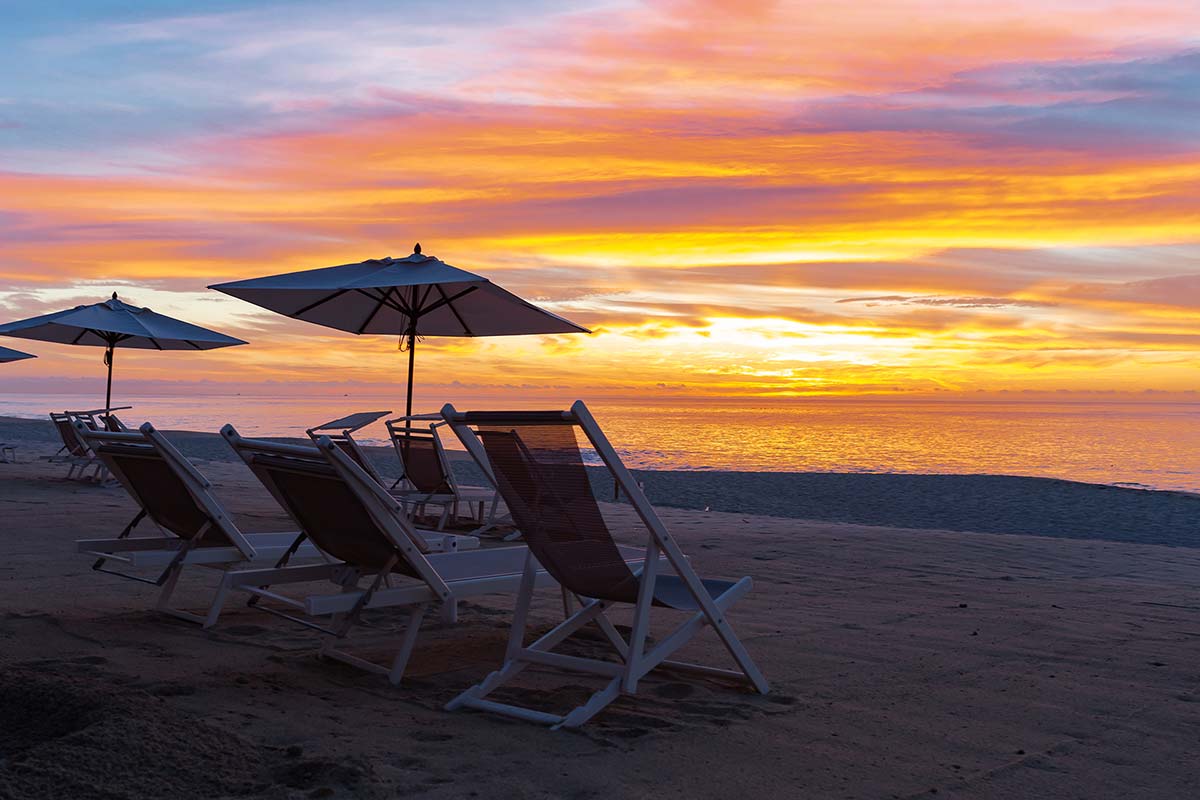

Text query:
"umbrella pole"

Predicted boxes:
[[104, 343, 114, 412], [405, 331, 416, 431]]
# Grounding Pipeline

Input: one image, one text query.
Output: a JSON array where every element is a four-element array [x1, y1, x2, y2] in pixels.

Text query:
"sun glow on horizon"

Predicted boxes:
[[1, 0, 1199, 402]]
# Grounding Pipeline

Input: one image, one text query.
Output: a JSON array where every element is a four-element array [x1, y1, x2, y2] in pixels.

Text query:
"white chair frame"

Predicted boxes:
[[440, 401, 770, 728]]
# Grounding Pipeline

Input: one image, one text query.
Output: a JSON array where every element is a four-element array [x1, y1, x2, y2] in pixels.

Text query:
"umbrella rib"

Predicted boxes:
[[71, 328, 90, 345], [294, 289, 350, 317], [412, 285, 478, 320], [435, 285, 474, 336], [353, 288, 412, 315], [356, 286, 396, 334], [353, 288, 416, 333]]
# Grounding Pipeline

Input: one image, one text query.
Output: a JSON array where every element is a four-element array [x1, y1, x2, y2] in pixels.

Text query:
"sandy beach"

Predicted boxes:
[[2, 416, 1199, 798]]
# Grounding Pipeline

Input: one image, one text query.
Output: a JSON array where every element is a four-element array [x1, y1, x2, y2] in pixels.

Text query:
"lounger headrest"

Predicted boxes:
[[249, 451, 336, 477], [457, 411, 572, 426], [95, 442, 157, 457]]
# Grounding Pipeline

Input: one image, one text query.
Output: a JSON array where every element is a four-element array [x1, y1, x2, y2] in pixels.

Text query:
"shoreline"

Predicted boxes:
[[4, 415, 1198, 548], [2, 412, 1193, 492]]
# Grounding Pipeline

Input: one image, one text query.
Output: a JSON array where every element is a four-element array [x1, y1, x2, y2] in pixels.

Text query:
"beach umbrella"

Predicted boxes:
[[0, 292, 247, 411], [209, 244, 588, 420], [0, 345, 36, 363]]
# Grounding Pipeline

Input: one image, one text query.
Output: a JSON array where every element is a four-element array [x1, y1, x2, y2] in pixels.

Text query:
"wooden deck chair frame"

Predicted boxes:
[[385, 416, 498, 532], [218, 427, 603, 685], [440, 401, 769, 728], [74, 421, 318, 627]]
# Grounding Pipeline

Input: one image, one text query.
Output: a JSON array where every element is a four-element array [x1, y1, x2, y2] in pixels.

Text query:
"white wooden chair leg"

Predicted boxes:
[[447, 593, 620, 719], [446, 555, 539, 713], [440, 599, 458, 624], [388, 603, 429, 684], [155, 563, 207, 625], [623, 542, 659, 693], [155, 563, 185, 612], [555, 677, 623, 729], [505, 554, 538, 660], [203, 575, 234, 628]]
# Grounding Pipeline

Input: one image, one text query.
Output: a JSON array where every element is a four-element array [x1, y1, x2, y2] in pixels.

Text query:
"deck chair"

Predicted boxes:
[[48, 412, 107, 481], [102, 413, 130, 432], [441, 401, 769, 728], [219, 426, 644, 684], [386, 417, 498, 531], [306, 411, 391, 483], [0, 443, 16, 463], [67, 406, 133, 433], [74, 421, 325, 627]]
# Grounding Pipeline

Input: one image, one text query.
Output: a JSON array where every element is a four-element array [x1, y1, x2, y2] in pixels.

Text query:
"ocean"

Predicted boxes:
[[1, 393, 1197, 493]]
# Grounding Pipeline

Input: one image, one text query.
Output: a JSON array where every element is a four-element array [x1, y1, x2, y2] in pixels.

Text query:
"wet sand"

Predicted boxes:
[[1, 418, 1199, 798]]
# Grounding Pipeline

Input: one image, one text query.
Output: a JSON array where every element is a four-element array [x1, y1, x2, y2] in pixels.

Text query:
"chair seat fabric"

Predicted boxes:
[[650, 575, 737, 610]]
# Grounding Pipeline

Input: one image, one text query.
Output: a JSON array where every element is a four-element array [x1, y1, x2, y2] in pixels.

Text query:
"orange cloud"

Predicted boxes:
[[2, 2, 1200, 400]]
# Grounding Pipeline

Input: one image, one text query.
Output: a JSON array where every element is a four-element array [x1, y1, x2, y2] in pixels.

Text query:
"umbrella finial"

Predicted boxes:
[[413, 242, 421, 255], [111, 292, 118, 299]]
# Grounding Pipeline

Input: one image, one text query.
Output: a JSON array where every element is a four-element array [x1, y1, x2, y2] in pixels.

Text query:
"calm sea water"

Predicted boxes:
[[2, 393, 1198, 492]]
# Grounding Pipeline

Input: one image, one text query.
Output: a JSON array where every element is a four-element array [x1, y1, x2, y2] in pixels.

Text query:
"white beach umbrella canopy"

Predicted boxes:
[[209, 245, 589, 417], [0, 345, 36, 363], [0, 293, 247, 409]]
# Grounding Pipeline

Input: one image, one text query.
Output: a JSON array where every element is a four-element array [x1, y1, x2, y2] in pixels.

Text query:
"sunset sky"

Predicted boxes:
[[1, 0, 1198, 403]]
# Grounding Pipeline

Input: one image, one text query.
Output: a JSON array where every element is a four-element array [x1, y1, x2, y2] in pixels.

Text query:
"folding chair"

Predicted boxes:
[[306, 410, 392, 483], [102, 412, 130, 432], [66, 406, 133, 433], [74, 421, 324, 627], [441, 401, 769, 728], [386, 416, 498, 531], [48, 412, 107, 481], [219, 426, 650, 684]]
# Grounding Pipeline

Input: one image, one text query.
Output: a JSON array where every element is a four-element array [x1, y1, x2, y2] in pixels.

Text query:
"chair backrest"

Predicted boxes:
[[306, 430, 383, 484], [450, 411, 642, 603], [75, 422, 255, 558], [50, 413, 90, 457], [222, 426, 446, 595], [103, 414, 129, 432], [64, 409, 103, 430], [385, 420, 455, 495]]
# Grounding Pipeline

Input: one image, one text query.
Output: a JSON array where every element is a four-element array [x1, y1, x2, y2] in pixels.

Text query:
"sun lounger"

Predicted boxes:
[[102, 413, 130, 432], [66, 406, 133, 432], [306, 410, 393, 485], [218, 425, 652, 685], [386, 416, 498, 531], [73, 421, 326, 627], [308, 411, 498, 532], [47, 407, 132, 480], [49, 412, 107, 481], [441, 401, 769, 728]]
